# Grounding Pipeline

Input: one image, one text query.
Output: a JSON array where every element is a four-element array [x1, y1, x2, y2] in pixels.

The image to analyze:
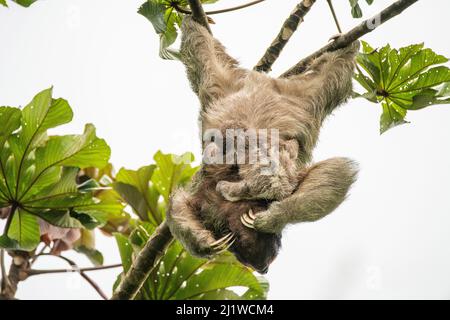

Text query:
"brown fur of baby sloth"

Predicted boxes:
[[168, 164, 284, 274]]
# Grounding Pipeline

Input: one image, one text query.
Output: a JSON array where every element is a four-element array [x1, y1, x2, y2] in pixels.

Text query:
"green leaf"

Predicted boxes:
[[151, 151, 198, 203], [6, 89, 73, 198], [116, 165, 156, 197], [23, 167, 79, 204], [138, 0, 167, 34], [348, 0, 374, 18], [0, 107, 21, 200], [380, 100, 408, 134], [20, 89, 72, 153], [355, 41, 450, 133], [73, 229, 104, 266], [350, 1, 362, 18], [0, 0, 8, 7], [0, 88, 116, 252], [8, 209, 40, 251], [36, 124, 109, 169], [159, 8, 182, 60], [13, 0, 37, 7], [114, 233, 133, 273], [0, 106, 21, 151], [75, 246, 104, 266], [20, 124, 110, 200], [114, 165, 160, 224], [0, 235, 20, 250], [28, 209, 85, 229], [114, 152, 197, 225]]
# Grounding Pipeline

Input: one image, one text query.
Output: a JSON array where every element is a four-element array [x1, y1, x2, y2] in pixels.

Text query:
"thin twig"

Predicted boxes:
[[281, 0, 419, 77], [327, 0, 342, 33], [0, 252, 29, 299], [186, 0, 211, 33], [34, 254, 110, 300], [30, 244, 48, 265], [26, 263, 122, 276], [111, 221, 173, 300], [79, 273, 108, 300], [254, 0, 317, 72], [174, 0, 266, 16]]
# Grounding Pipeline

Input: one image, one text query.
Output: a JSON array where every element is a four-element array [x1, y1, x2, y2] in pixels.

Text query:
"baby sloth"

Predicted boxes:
[[167, 16, 359, 273]]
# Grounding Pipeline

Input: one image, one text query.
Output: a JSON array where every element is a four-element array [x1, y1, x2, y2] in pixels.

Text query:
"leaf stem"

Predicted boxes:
[[2, 203, 17, 237], [173, 0, 266, 16], [326, 0, 342, 33], [254, 0, 317, 72]]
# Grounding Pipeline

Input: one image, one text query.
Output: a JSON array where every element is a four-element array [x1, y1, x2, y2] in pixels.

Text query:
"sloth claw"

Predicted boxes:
[[211, 232, 235, 253], [217, 237, 236, 254], [241, 209, 256, 229], [329, 33, 343, 42]]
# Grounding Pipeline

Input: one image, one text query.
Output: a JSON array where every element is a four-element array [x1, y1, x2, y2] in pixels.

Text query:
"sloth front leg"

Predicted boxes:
[[241, 157, 359, 234], [278, 40, 360, 122], [181, 16, 246, 109], [167, 188, 234, 258]]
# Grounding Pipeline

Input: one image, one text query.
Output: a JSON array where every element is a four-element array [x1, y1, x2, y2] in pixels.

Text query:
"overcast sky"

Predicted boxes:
[[1, 0, 450, 299]]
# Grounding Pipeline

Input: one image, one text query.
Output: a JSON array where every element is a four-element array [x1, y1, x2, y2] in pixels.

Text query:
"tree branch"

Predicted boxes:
[[111, 221, 173, 300], [186, 0, 211, 34], [327, 0, 342, 33], [281, 0, 420, 78], [0, 252, 29, 300], [36, 254, 110, 300], [26, 263, 122, 276], [174, 0, 266, 16], [254, 0, 317, 72], [0, 249, 9, 294]]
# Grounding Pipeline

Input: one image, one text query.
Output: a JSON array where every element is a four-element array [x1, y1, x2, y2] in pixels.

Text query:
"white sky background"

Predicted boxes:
[[1, 0, 450, 299]]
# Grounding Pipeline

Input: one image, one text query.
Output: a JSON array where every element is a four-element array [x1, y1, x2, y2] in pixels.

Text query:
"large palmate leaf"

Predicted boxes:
[[138, 0, 218, 60], [115, 222, 268, 300], [348, 0, 374, 18], [114, 151, 197, 226], [354, 41, 450, 133], [0, 88, 120, 251]]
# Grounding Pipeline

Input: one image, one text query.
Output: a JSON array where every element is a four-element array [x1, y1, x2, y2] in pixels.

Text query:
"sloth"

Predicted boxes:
[[167, 16, 359, 273]]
